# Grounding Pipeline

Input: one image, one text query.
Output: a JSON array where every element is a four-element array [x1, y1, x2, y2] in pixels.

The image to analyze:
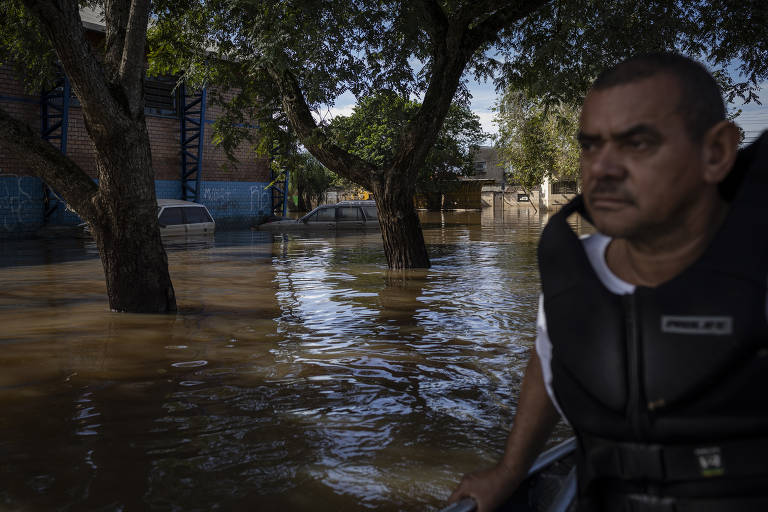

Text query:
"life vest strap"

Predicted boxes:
[[582, 434, 768, 481]]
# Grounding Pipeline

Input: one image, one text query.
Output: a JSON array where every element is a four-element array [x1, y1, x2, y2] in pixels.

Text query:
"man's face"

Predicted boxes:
[[579, 74, 708, 239]]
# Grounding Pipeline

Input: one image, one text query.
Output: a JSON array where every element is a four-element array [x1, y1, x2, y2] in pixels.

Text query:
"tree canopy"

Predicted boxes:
[[494, 0, 768, 106]]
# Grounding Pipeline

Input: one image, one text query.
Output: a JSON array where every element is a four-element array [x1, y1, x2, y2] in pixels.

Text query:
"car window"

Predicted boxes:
[[337, 207, 362, 220], [158, 207, 184, 226], [184, 207, 213, 224], [308, 208, 335, 221], [363, 207, 378, 220]]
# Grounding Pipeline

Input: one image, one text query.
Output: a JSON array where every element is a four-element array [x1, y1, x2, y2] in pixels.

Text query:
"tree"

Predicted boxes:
[[494, 90, 580, 211], [0, 0, 176, 313], [328, 92, 485, 210]]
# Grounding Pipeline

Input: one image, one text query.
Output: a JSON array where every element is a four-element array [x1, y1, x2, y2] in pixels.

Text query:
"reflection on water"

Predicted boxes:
[[0, 208, 588, 511]]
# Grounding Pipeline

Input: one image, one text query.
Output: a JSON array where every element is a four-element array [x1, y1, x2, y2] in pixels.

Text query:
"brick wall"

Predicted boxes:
[[0, 65, 41, 179]]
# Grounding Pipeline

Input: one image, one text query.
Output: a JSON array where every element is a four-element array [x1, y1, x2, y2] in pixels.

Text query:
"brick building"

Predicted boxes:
[[0, 10, 279, 237]]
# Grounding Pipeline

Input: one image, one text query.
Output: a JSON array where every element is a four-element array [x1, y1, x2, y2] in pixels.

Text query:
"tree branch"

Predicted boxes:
[[392, 0, 547, 177], [468, 0, 548, 45], [265, 64, 378, 189], [22, 0, 125, 138], [411, 0, 449, 41], [104, 0, 129, 79], [0, 106, 99, 221], [120, 0, 151, 114]]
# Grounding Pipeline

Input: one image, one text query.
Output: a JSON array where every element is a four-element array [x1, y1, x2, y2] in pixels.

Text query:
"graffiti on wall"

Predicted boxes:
[[201, 186, 232, 205], [249, 184, 270, 214], [0, 173, 41, 232]]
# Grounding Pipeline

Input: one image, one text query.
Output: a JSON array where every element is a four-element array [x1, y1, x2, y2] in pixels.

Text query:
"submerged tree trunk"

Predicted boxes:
[[372, 175, 430, 269], [89, 120, 176, 313]]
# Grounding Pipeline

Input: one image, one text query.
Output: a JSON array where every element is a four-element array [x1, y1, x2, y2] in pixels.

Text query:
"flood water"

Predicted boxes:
[[0, 208, 588, 511]]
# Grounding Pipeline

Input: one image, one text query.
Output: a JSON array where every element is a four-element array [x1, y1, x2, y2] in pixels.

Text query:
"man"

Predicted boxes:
[[450, 53, 768, 511]]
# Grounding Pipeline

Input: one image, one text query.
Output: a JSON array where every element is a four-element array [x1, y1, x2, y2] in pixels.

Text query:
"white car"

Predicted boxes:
[[156, 199, 215, 236]]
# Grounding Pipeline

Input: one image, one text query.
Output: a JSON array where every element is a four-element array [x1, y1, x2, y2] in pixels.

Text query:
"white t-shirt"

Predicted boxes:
[[534, 233, 634, 417]]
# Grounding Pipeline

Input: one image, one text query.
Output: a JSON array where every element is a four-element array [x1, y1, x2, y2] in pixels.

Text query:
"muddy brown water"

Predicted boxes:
[[0, 208, 588, 511]]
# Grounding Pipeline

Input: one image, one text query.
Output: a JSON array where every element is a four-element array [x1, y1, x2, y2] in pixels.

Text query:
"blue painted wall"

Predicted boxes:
[[196, 180, 273, 229], [0, 176, 272, 237], [0, 175, 44, 237]]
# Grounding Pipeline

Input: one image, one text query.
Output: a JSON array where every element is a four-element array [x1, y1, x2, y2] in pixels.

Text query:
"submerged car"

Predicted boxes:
[[156, 199, 215, 236], [77, 199, 215, 237], [258, 200, 379, 231]]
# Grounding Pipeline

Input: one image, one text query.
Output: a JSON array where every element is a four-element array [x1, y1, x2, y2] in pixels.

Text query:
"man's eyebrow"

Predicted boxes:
[[577, 124, 662, 143], [611, 124, 662, 141]]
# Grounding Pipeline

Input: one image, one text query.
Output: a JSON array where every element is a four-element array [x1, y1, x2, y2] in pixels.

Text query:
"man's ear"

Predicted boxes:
[[701, 120, 740, 184]]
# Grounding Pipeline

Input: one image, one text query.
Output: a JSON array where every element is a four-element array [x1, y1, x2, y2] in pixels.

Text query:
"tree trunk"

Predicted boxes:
[[88, 120, 176, 313], [14, 0, 178, 313], [373, 174, 430, 269]]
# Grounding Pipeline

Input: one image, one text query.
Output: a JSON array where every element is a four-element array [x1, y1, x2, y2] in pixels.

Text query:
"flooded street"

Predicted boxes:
[[0, 208, 586, 511]]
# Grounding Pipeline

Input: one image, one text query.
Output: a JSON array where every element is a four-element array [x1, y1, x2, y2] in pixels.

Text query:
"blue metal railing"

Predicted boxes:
[[179, 84, 207, 202], [40, 70, 71, 220]]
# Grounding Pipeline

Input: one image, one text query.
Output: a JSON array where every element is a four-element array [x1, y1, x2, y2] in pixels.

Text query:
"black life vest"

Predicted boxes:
[[537, 133, 768, 511]]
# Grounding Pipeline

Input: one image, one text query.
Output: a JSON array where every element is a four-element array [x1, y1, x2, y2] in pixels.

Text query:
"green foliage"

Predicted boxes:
[[328, 91, 486, 196], [0, 0, 58, 92], [496, 0, 768, 107], [494, 90, 580, 194]]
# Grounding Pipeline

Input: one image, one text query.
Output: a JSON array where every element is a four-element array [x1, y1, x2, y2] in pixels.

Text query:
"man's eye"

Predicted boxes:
[[626, 138, 650, 150]]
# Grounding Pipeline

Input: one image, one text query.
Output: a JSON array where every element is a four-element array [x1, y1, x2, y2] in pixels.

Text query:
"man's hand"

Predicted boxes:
[[448, 463, 521, 512], [446, 350, 560, 512]]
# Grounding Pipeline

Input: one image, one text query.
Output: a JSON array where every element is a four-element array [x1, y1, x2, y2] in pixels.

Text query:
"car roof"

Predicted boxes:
[[157, 199, 207, 207], [336, 200, 376, 206], [299, 200, 377, 221]]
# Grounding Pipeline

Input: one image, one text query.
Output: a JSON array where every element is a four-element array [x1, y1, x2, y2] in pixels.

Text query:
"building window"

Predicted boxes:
[[474, 161, 486, 174], [551, 180, 578, 194]]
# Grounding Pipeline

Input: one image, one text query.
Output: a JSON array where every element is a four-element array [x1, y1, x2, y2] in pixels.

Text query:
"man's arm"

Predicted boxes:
[[448, 349, 560, 512]]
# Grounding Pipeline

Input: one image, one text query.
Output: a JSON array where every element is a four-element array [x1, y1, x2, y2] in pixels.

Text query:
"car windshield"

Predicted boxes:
[[184, 207, 213, 224]]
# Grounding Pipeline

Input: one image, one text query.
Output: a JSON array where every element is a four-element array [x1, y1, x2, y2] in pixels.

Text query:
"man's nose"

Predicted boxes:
[[586, 145, 625, 178]]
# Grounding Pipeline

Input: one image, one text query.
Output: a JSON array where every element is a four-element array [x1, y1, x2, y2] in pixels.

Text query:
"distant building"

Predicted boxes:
[[468, 146, 504, 185], [467, 146, 580, 211]]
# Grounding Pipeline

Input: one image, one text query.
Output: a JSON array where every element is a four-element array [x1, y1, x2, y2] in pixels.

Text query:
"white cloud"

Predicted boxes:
[[473, 110, 497, 145]]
